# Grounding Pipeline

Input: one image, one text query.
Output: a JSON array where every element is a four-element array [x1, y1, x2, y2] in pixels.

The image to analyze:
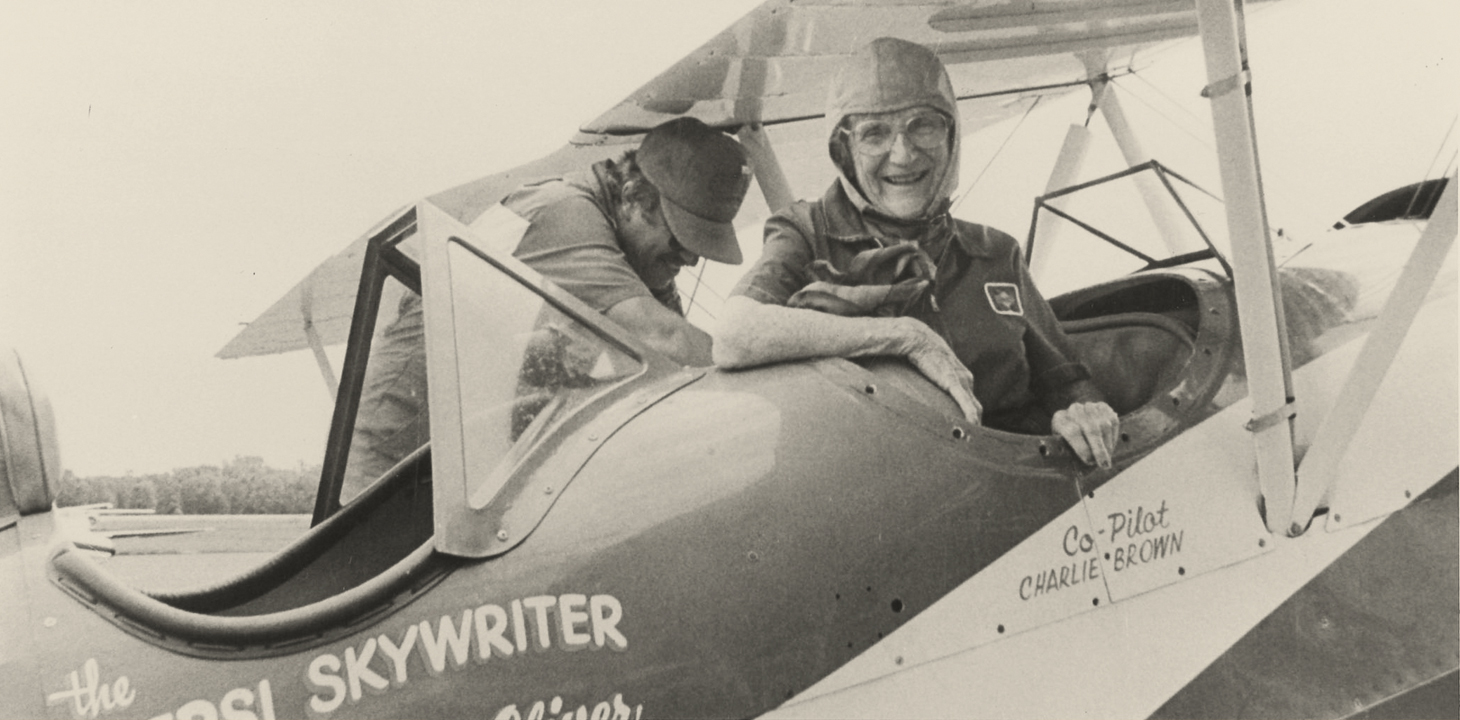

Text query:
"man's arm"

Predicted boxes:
[[714, 295, 981, 422], [606, 295, 714, 367]]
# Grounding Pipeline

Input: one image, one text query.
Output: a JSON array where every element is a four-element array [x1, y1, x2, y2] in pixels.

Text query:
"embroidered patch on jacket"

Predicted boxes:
[[985, 282, 1024, 316]]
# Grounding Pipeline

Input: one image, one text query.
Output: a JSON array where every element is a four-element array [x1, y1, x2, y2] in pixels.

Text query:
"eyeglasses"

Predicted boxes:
[[844, 112, 951, 156]]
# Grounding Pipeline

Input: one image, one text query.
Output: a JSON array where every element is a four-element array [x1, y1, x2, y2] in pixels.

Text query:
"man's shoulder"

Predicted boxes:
[[501, 168, 607, 222]]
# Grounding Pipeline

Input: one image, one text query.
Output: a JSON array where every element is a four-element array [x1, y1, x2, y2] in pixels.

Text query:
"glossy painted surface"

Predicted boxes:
[[1153, 472, 1459, 719], [11, 210, 1457, 719]]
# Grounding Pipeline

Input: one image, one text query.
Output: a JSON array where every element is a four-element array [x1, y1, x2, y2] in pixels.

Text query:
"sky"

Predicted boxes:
[[1, 1, 758, 476], [2, 0, 1454, 477]]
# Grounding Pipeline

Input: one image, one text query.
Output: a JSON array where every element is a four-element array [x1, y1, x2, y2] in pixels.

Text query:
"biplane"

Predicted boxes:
[[2, 0, 1455, 718]]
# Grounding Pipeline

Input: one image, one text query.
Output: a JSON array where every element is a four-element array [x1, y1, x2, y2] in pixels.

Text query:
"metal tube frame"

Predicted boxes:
[[1195, 0, 1295, 534], [311, 207, 422, 526], [1289, 175, 1458, 533]]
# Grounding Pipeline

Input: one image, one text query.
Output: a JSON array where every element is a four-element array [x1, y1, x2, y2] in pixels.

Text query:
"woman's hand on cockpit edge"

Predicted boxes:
[[1052, 401, 1119, 469]]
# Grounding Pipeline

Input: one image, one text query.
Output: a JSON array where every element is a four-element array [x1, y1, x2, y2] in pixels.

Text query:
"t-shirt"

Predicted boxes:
[[502, 162, 682, 315]]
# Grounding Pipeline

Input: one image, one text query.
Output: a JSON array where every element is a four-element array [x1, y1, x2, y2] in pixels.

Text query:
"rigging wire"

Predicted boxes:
[[1421, 115, 1457, 181], [1402, 115, 1457, 219], [1123, 73, 1214, 148], [689, 272, 727, 303], [683, 260, 709, 319], [1127, 38, 1194, 70], [952, 95, 1042, 213]]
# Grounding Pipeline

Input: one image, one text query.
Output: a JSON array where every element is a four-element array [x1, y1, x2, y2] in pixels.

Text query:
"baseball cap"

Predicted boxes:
[[637, 117, 752, 265]]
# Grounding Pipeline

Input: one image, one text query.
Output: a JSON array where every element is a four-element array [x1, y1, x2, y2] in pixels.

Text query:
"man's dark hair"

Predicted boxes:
[[604, 150, 663, 222]]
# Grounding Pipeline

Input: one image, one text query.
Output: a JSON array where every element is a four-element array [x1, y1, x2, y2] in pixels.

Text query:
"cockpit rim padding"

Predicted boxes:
[[49, 533, 448, 648], [1062, 311, 1196, 347], [135, 445, 432, 614]]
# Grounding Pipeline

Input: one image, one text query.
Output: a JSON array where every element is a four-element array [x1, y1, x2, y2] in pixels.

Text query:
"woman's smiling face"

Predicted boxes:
[[847, 106, 952, 219]]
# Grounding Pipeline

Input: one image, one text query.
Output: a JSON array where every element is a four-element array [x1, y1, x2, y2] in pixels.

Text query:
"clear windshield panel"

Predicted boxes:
[[1031, 165, 1228, 296], [342, 275, 427, 504], [443, 239, 643, 507]]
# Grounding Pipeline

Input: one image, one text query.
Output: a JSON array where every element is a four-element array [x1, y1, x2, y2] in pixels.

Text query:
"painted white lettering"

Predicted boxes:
[[113, 675, 136, 710], [344, 639, 389, 701], [475, 604, 515, 660], [590, 595, 627, 650], [419, 611, 474, 674], [558, 594, 591, 650], [493, 692, 639, 720], [175, 700, 217, 720], [306, 654, 346, 716], [219, 688, 256, 720], [611, 694, 636, 720], [307, 594, 631, 716], [258, 680, 275, 720], [523, 596, 556, 651], [511, 599, 528, 653], [46, 658, 136, 719], [378, 625, 418, 686]]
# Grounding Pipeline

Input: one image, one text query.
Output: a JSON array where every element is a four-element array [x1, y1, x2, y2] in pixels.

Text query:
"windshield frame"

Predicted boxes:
[[416, 201, 698, 558], [312, 207, 423, 524], [1025, 159, 1234, 281]]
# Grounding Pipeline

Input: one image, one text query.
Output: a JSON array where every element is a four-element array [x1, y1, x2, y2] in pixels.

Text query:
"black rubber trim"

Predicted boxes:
[[146, 446, 430, 613], [50, 538, 456, 658], [47, 448, 455, 658]]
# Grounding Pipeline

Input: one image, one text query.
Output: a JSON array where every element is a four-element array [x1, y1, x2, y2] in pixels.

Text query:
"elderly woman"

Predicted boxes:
[[714, 37, 1119, 467]]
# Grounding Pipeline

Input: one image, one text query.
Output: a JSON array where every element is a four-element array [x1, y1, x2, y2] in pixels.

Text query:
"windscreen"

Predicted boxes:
[[1030, 164, 1229, 296], [441, 239, 643, 508]]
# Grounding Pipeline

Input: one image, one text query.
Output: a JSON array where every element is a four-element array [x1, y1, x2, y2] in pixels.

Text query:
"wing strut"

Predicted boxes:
[[737, 123, 795, 214], [1027, 108, 1093, 283], [299, 270, 341, 398], [1289, 174, 1458, 533], [1096, 79, 1205, 257], [1195, 0, 1295, 534]]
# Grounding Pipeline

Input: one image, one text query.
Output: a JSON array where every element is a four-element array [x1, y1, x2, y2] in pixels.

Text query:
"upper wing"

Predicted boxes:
[[217, 0, 1272, 360]]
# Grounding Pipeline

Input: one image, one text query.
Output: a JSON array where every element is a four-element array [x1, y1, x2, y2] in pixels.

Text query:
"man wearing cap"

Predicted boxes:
[[501, 116, 751, 366], [341, 117, 749, 500]]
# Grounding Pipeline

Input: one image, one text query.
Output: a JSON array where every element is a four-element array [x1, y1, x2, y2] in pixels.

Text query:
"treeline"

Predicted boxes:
[[55, 456, 318, 515]]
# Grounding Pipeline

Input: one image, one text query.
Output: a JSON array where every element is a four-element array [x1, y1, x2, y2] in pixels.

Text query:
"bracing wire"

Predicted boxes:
[[1421, 115, 1457, 181], [684, 260, 708, 318], [1123, 74, 1214, 148], [1403, 115, 1457, 219], [952, 95, 1042, 213], [689, 272, 727, 303]]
